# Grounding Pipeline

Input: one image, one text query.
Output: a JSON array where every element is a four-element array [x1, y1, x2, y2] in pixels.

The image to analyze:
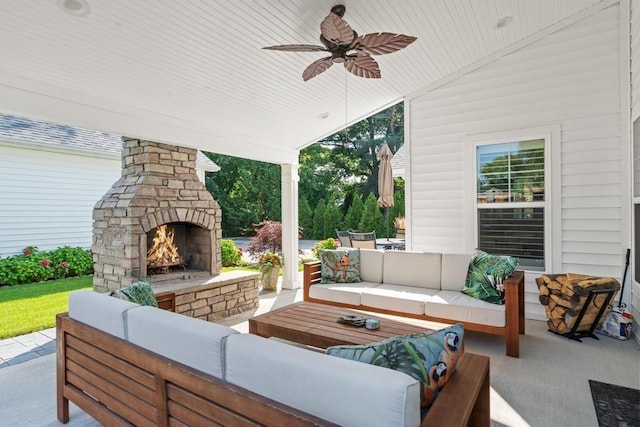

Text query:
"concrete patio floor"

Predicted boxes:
[[0, 281, 638, 426]]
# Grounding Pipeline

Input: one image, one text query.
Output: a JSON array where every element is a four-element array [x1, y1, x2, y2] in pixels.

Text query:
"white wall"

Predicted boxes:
[[630, 0, 640, 343], [406, 5, 629, 319], [0, 143, 121, 257]]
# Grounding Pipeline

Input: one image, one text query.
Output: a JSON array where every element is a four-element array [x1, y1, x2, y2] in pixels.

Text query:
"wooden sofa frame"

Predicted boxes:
[[304, 261, 525, 358], [57, 312, 490, 426]]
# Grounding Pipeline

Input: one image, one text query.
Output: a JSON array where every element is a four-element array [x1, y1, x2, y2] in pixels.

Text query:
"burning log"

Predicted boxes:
[[536, 273, 620, 335], [147, 225, 187, 274]]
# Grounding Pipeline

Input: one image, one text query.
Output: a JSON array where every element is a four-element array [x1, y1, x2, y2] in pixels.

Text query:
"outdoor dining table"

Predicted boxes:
[[375, 238, 405, 250]]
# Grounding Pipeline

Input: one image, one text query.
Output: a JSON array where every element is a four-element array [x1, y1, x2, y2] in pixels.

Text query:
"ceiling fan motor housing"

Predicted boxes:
[[330, 5, 346, 17]]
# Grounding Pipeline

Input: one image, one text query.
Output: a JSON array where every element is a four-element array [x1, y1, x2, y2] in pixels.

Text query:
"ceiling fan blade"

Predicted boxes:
[[352, 33, 417, 55], [344, 54, 381, 79], [302, 56, 334, 81], [320, 12, 355, 45], [263, 44, 327, 52]]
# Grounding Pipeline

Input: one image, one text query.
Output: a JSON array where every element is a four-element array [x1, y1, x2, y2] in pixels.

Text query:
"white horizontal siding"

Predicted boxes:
[[407, 6, 626, 319], [0, 144, 121, 257], [632, 0, 640, 117]]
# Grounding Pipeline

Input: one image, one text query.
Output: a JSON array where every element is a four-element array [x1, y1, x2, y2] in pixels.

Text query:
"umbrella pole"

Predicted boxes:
[[385, 207, 390, 240]]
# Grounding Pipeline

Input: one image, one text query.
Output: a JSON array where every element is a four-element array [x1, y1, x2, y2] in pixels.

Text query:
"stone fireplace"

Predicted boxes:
[[92, 138, 222, 293]]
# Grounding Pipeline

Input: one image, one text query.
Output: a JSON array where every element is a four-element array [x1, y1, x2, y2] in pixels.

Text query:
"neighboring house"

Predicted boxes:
[[0, 114, 219, 257], [390, 145, 405, 179], [405, 5, 632, 321]]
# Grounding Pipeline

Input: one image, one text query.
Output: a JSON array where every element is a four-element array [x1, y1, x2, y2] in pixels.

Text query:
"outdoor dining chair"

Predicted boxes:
[[348, 231, 377, 249], [335, 230, 352, 247]]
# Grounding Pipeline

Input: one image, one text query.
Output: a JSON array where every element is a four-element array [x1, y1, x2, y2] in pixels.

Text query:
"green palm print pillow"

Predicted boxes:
[[326, 323, 464, 417], [462, 249, 518, 305], [319, 249, 361, 283], [110, 279, 158, 307]]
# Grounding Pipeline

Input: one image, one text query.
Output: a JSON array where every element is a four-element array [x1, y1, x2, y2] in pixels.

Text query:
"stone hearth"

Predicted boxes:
[[92, 138, 222, 293]]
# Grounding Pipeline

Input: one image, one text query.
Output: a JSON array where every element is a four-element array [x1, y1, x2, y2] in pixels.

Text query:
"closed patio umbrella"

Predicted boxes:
[[377, 143, 394, 240]]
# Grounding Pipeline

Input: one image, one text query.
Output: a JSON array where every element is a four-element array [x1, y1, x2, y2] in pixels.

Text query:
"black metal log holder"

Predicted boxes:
[[549, 288, 617, 342]]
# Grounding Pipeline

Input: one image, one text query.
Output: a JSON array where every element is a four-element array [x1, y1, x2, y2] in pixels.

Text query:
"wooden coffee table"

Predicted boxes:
[[249, 301, 444, 349]]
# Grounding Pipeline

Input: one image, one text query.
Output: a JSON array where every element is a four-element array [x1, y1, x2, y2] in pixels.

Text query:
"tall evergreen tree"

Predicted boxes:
[[298, 197, 313, 239], [312, 199, 326, 239], [358, 194, 385, 237], [323, 199, 344, 239], [389, 178, 405, 225], [344, 193, 364, 230]]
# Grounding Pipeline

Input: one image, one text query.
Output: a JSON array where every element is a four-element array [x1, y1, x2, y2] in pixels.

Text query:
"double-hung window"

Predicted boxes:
[[475, 139, 546, 271]]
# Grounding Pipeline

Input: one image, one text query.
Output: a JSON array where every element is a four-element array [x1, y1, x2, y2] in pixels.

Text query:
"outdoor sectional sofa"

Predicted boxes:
[[304, 249, 525, 357], [57, 290, 490, 426]]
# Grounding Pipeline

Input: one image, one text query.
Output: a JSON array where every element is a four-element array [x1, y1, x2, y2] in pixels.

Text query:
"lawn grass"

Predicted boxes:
[[0, 262, 308, 340], [0, 275, 92, 339]]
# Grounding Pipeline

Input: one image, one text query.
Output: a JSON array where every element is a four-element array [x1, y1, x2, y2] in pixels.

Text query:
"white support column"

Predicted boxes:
[[281, 163, 300, 289]]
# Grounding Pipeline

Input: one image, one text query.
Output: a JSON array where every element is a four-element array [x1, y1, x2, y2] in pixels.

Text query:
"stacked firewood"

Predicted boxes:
[[535, 273, 620, 334]]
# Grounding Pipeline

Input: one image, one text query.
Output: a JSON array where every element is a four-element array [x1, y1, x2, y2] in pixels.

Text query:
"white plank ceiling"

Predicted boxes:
[[0, 0, 605, 163]]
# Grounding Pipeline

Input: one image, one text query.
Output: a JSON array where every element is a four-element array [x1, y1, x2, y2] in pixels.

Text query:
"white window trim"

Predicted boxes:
[[464, 125, 561, 273]]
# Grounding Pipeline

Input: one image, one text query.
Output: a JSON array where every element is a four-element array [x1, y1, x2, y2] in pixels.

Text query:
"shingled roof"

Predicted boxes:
[[0, 114, 219, 171]]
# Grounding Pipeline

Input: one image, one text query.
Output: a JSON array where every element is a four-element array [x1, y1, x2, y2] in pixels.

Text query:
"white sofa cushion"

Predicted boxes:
[[425, 290, 505, 327], [127, 306, 239, 378], [68, 290, 139, 340], [440, 253, 472, 291], [309, 282, 376, 306], [361, 284, 440, 315], [383, 251, 442, 289], [225, 334, 420, 427], [359, 248, 384, 283]]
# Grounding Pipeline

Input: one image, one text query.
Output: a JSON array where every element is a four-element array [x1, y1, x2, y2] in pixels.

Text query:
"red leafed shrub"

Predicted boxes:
[[248, 221, 282, 256]]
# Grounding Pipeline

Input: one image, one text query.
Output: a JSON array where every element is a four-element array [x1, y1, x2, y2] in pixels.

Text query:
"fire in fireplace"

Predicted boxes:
[[147, 225, 187, 274]]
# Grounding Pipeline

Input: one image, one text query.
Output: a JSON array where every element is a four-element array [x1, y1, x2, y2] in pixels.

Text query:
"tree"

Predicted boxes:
[[344, 193, 364, 230], [358, 194, 384, 237], [298, 197, 313, 239], [312, 102, 405, 197], [312, 199, 326, 239], [203, 102, 406, 237], [389, 178, 405, 225], [204, 154, 281, 236], [323, 199, 344, 239]]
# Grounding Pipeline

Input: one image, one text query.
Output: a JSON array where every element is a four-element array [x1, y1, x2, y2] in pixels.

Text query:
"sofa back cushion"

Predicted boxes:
[[68, 290, 139, 340], [440, 254, 472, 291], [359, 248, 384, 283], [127, 306, 239, 378], [225, 334, 420, 427], [383, 251, 442, 289]]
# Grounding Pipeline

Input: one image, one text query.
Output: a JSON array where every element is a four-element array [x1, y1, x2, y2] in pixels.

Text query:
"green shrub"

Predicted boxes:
[[0, 247, 52, 285], [0, 246, 93, 286], [48, 246, 93, 277], [220, 239, 242, 267]]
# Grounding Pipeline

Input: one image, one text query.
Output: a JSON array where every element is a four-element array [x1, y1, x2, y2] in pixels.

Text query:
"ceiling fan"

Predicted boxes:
[[263, 4, 417, 81]]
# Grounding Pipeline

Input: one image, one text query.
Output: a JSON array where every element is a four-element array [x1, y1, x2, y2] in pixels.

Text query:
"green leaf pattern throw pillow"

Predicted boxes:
[[111, 279, 158, 307], [319, 249, 361, 283], [462, 249, 518, 305], [326, 323, 464, 415]]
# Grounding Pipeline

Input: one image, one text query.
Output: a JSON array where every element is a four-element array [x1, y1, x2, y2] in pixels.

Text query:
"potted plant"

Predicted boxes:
[[394, 216, 406, 239], [312, 238, 340, 259], [258, 252, 283, 291]]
